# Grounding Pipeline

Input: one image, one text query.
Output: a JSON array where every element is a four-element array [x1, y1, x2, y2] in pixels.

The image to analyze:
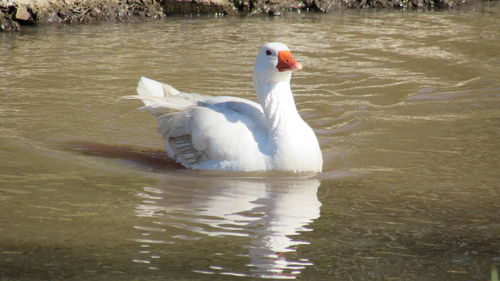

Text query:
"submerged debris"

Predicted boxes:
[[0, 0, 484, 31]]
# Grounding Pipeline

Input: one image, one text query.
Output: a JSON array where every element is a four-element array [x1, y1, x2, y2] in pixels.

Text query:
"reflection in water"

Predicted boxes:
[[133, 176, 321, 279]]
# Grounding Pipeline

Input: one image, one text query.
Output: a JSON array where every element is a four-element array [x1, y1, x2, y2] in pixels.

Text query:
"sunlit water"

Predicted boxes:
[[1, 4, 499, 280]]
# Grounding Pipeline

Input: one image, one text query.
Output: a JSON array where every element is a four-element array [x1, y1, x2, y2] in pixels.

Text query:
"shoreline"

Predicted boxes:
[[0, 0, 487, 31]]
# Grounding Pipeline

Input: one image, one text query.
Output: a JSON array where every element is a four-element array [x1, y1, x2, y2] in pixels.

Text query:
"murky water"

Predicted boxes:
[[1, 4, 500, 280]]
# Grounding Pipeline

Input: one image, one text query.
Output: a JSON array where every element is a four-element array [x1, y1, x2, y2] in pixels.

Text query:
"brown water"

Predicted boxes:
[[1, 4, 500, 281]]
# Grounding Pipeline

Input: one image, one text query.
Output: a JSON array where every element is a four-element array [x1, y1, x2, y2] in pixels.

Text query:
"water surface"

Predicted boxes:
[[1, 5, 499, 280]]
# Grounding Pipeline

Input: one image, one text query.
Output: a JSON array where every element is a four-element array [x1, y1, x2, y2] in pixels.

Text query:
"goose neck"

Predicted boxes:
[[253, 77, 300, 133]]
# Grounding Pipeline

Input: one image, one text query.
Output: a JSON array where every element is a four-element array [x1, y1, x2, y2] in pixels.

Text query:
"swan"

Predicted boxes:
[[128, 42, 322, 172]]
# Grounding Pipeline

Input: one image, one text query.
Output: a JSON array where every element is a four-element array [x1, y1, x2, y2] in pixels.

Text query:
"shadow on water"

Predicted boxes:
[[64, 141, 323, 279], [64, 141, 185, 171]]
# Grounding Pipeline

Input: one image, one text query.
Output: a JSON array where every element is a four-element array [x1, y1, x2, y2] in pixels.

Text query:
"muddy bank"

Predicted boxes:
[[0, 0, 163, 31], [0, 0, 485, 31]]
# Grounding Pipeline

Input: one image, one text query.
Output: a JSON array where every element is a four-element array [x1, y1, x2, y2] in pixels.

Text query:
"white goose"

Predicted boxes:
[[129, 42, 322, 172]]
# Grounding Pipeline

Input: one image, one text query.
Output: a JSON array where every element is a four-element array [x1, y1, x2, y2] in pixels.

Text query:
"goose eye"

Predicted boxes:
[[266, 50, 272, 56]]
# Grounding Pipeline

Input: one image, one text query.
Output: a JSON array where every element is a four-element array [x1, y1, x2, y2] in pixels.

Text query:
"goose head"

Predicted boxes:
[[253, 42, 302, 84]]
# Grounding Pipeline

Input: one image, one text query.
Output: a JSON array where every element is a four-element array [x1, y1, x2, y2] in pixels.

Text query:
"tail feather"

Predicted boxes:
[[124, 77, 207, 168], [127, 77, 207, 116], [162, 83, 181, 96], [137, 76, 166, 98]]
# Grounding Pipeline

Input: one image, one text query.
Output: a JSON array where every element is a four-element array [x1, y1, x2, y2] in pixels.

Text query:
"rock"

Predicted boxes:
[[161, 0, 231, 15], [302, 0, 338, 12], [232, 0, 306, 15], [14, 5, 31, 21], [0, 10, 21, 31]]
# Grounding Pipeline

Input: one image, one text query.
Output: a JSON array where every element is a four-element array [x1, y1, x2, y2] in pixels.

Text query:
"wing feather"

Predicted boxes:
[[128, 77, 269, 169]]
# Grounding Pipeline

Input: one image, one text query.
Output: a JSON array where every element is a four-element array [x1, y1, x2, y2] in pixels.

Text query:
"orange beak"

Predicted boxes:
[[276, 51, 303, 72]]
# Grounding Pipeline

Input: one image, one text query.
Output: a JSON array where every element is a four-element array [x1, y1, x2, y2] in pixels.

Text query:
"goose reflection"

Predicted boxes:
[[134, 175, 321, 279]]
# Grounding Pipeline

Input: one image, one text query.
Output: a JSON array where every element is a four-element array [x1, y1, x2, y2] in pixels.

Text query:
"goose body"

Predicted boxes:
[[129, 43, 322, 172]]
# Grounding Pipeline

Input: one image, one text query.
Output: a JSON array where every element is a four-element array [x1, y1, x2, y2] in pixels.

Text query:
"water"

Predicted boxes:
[[1, 4, 499, 280]]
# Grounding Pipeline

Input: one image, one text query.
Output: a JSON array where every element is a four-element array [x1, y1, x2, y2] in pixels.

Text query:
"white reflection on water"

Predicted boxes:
[[133, 175, 321, 279]]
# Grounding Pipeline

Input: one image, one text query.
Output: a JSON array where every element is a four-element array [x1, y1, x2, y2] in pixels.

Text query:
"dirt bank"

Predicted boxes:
[[0, 0, 483, 31]]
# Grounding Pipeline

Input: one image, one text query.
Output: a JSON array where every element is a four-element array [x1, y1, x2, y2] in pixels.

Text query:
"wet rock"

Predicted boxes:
[[302, 0, 339, 12], [232, 0, 306, 15], [0, 9, 21, 31], [162, 0, 230, 15], [14, 5, 31, 21]]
